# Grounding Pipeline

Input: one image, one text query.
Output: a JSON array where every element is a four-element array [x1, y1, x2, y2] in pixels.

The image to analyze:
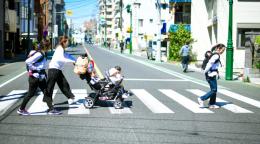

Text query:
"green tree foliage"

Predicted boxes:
[[168, 24, 193, 61]]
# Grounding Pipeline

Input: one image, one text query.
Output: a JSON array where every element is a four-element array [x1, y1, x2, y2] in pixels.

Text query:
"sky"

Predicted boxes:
[[64, 0, 98, 28]]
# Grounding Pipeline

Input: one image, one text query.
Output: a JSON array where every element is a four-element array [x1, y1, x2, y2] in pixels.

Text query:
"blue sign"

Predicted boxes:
[[169, 0, 191, 2]]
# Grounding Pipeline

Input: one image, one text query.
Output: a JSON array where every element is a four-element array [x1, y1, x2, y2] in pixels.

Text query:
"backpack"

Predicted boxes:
[[26, 51, 45, 72], [74, 56, 89, 74], [202, 51, 221, 70]]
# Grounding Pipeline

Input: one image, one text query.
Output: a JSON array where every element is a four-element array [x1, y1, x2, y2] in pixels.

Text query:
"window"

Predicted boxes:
[[237, 28, 260, 48]]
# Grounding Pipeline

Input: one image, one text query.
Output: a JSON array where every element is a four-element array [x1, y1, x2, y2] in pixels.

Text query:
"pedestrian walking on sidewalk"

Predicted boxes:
[[197, 43, 226, 109], [17, 40, 57, 115], [43, 36, 77, 114], [179, 41, 190, 72], [120, 40, 124, 54]]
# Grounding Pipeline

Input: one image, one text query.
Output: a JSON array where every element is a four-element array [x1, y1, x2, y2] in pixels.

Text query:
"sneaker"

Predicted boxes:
[[68, 98, 80, 105], [47, 109, 62, 115], [197, 97, 205, 108], [122, 93, 129, 99], [17, 109, 30, 115], [209, 105, 220, 109]]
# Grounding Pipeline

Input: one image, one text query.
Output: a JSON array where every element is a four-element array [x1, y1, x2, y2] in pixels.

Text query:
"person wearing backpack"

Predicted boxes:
[[43, 36, 77, 112], [17, 41, 57, 115], [197, 43, 226, 109], [179, 41, 190, 72]]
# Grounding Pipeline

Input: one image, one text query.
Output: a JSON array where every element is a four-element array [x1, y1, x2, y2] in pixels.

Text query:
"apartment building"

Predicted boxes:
[[191, 0, 260, 70], [98, 0, 114, 45]]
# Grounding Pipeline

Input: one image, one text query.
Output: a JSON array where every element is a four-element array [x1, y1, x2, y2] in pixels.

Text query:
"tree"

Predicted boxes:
[[168, 24, 193, 61]]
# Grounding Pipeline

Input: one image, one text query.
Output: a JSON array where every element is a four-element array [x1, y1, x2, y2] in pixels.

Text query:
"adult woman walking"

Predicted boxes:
[[43, 36, 77, 114], [197, 43, 226, 109], [17, 40, 58, 115]]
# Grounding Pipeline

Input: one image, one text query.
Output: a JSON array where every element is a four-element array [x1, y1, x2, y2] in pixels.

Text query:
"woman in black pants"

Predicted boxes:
[[43, 36, 77, 113], [17, 40, 59, 115]]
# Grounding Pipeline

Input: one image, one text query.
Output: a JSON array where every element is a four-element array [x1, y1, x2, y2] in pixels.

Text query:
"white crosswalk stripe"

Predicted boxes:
[[28, 90, 58, 115], [68, 89, 90, 114], [2, 88, 260, 115], [131, 89, 174, 113], [0, 90, 27, 116], [187, 89, 253, 113], [159, 89, 214, 113], [218, 89, 260, 108]]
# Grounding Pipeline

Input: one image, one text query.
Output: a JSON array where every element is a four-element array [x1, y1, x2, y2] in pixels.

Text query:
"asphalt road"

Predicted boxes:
[[0, 44, 260, 144]]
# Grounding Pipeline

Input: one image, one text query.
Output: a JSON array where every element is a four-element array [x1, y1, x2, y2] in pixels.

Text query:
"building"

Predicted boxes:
[[4, 0, 21, 59], [98, 0, 114, 46], [0, 0, 4, 60], [191, 0, 260, 71]]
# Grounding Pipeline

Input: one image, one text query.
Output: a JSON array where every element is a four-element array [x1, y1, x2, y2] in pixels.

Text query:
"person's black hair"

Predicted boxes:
[[211, 43, 226, 52], [81, 53, 88, 58], [114, 66, 121, 72]]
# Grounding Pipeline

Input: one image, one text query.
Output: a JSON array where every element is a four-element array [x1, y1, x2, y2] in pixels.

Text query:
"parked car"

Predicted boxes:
[[147, 40, 157, 60]]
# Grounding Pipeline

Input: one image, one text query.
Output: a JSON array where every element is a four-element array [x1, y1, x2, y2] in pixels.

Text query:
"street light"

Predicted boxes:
[[126, 4, 132, 54], [225, 0, 234, 80]]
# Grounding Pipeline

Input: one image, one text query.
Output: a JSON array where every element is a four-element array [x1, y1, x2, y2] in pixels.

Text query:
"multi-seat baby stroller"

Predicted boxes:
[[83, 70, 130, 109]]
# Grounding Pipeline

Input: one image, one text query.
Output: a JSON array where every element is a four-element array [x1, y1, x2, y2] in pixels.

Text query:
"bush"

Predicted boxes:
[[168, 24, 194, 61]]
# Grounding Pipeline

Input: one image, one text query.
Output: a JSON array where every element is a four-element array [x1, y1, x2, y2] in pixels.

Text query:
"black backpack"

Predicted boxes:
[[26, 51, 45, 72], [201, 51, 221, 70]]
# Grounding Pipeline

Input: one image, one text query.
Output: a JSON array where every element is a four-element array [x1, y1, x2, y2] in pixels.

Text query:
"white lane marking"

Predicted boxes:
[[28, 90, 58, 115], [159, 89, 213, 113], [187, 89, 253, 113], [0, 71, 27, 88], [68, 89, 90, 114], [131, 89, 174, 113], [0, 90, 27, 115], [124, 78, 188, 82], [219, 89, 260, 108]]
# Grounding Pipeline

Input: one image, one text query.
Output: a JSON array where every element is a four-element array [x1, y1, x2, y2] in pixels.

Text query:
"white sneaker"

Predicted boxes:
[[68, 98, 80, 105], [122, 93, 129, 99], [209, 105, 220, 109], [197, 97, 205, 108]]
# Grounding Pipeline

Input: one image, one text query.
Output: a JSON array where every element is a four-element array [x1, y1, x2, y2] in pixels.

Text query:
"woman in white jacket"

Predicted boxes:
[[43, 36, 77, 114]]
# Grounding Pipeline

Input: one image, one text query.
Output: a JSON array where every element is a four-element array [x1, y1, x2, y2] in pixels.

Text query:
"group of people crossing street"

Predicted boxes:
[[17, 36, 77, 115]]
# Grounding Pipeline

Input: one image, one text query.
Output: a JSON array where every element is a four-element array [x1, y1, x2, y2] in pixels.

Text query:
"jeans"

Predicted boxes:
[[200, 76, 217, 105], [182, 56, 189, 72]]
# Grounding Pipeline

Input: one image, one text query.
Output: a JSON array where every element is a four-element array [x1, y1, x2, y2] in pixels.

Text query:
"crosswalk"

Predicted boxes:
[[1, 88, 260, 115]]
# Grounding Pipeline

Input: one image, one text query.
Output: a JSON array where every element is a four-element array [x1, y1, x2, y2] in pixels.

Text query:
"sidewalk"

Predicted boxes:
[[105, 46, 260, 86]]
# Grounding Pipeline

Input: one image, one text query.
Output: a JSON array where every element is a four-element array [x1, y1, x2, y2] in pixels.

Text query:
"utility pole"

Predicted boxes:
[[119, 0, 122, 32], [27, 0, 31, 55], [104, 0, 107, 48], [51, 0, 56, 51], [225, 0, 233, 80], [126, 4, 132, 54], [156, 0, 161, 62]]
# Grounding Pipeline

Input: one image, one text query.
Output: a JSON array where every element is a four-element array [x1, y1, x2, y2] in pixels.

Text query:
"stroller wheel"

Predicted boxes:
[[114, 99, 123, 109], [84, 97, 95, 109]]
